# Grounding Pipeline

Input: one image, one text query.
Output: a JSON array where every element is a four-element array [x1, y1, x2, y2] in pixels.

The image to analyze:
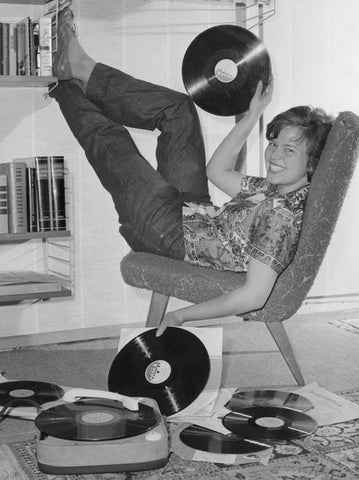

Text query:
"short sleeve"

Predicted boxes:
[[245, 205, 299, 274], [240, 175, 271, 193]]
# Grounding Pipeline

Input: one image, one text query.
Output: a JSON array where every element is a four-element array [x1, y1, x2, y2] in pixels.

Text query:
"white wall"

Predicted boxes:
[[0, 0, 358, 343]]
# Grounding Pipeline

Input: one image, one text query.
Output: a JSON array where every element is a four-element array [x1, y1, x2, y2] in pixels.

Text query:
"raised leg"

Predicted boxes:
[[53, 80, 185, 258], [146, 292, 170, 327], [265, 322, 305, 386], [86, 63, 210, 201]]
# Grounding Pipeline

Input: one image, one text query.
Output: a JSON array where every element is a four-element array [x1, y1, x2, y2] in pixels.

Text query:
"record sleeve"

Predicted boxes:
[[108, 327, 210, 417], [170, 422, 273, 465]]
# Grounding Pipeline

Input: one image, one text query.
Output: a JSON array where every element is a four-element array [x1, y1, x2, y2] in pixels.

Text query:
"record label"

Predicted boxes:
[[108, 328, 210, 417], [9, 389, 34, 398], [182, 24, 271, 116], [222, 406, 318, 441], [215, 59, 238, 83], [145, 360, 171, 384], [255, 417, 284, 429]]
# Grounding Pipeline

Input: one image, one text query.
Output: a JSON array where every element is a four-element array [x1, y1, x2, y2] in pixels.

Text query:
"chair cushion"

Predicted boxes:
[[120, 251, 247, 304], [121, 111, 359, 322]]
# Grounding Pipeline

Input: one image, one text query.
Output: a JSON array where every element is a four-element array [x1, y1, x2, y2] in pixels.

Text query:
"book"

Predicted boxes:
[[38, 16, 52, 76], [0, 162, 27, 234], [34, 156, 52, 232], [0, 271, 64, 296], [0, 24, 3, 75], [26, 167, 37, 232], [16, 19, 26, 75], [1, 23, 9, 75], [32, 21, 40, 76], [9, 23, 17, 76], [49, 156, 66, 230], [0, 174, 8, 234]]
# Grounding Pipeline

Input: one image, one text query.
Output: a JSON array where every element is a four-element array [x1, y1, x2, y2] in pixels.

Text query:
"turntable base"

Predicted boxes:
[[36, 397, 169, 475]]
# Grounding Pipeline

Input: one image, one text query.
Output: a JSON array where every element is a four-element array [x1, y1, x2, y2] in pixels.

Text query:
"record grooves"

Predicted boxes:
[[226, 389, 313, 412], [222, 406, 318, 441], [182, 24, 271, 116], [108, 328, 210, 417], [179, 424, 270, 455]]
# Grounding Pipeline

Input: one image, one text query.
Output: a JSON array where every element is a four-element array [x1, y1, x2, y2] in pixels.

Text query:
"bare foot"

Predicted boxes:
[[53, 8, 96, 83]]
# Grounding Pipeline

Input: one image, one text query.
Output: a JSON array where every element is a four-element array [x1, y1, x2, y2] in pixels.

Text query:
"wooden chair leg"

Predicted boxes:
[[265, 322, 305, 386], [146, 292, 170, 327]]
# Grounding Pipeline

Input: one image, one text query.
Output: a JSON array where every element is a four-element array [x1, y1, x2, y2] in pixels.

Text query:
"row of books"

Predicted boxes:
[[0, 14, 56, 77], [0, 156, 67, 235]]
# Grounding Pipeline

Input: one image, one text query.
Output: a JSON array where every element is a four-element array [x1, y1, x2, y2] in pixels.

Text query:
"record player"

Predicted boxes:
[[35, 388, 169, 475]]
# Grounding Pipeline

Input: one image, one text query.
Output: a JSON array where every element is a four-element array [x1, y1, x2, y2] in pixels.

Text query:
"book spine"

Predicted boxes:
[[35, 157, 52, 232], [27, 18, 35, 76], [0, 23, 3, 75], [26, 167, 37, 232], [2, 23, 9, 76], [49, 156, 66, 230], [9, 23, 17, 76], [16, 21, 26, 75], [32, 21, 40, 76], [0, 174, 8, 234], [39, 17, 52, 76], [23, 17, 32, 76], [0, 163, 28, 234]]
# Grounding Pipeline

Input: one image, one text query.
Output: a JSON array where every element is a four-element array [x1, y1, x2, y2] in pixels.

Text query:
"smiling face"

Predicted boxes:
[[265, 126, 309, 194]]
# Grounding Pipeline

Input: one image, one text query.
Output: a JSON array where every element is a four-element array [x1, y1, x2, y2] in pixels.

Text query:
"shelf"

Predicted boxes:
[[0, 287, 71, 304], [0, 1, 52, 4], [0, 230, 71, 242], [0, 76, 57, 88]]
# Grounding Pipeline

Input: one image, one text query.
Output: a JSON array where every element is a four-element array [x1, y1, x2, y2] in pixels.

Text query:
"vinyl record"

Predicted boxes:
[[226, 389, 313, 412], [108, 328, 210, 417], [0, 381, 64, 408], [35, 398, 160, 441], [222, 406, 318, 441], [182, 24, 271, 116], [179, 424, 270, 455]]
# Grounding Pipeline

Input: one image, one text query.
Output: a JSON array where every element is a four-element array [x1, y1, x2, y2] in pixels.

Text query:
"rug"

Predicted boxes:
[[1, 388, 359, 480]]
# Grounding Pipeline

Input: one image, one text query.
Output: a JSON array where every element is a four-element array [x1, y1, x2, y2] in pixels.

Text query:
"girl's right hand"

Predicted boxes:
[[249, 75, 273, 117]]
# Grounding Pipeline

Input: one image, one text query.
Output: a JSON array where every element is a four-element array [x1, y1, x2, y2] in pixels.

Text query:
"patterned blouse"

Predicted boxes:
[[182, 176, 309, 274]]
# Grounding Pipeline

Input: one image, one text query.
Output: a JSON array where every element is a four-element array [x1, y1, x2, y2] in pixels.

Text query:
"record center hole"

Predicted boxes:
[[255, 416, 285, 429], [214, 59, 238, 84], [145, 360, 172, 385], [9, 389, 34, 398]]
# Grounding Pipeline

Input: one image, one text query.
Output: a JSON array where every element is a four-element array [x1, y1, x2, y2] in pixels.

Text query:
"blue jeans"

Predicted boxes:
[[53, 63, 210, 259]]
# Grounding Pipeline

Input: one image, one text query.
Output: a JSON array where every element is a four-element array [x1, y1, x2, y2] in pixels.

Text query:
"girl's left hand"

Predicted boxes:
[[156, 311, 183, 337]]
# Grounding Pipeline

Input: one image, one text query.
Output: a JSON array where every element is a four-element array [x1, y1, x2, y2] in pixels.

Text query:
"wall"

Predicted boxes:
[[0, 0, 358, 345]]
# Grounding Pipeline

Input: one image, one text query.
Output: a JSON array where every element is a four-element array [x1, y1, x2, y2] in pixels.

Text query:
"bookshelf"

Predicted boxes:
[[0, 1, 71, 304], [0, 230, 72, 303], [0, 1, 51, 4], [0, 230, 70, 242], [0, 0, 57, 86], [0, 75, 56, 87]]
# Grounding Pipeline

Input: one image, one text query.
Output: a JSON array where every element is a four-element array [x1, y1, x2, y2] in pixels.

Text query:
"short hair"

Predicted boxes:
[[266, 106, 334, 180]]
